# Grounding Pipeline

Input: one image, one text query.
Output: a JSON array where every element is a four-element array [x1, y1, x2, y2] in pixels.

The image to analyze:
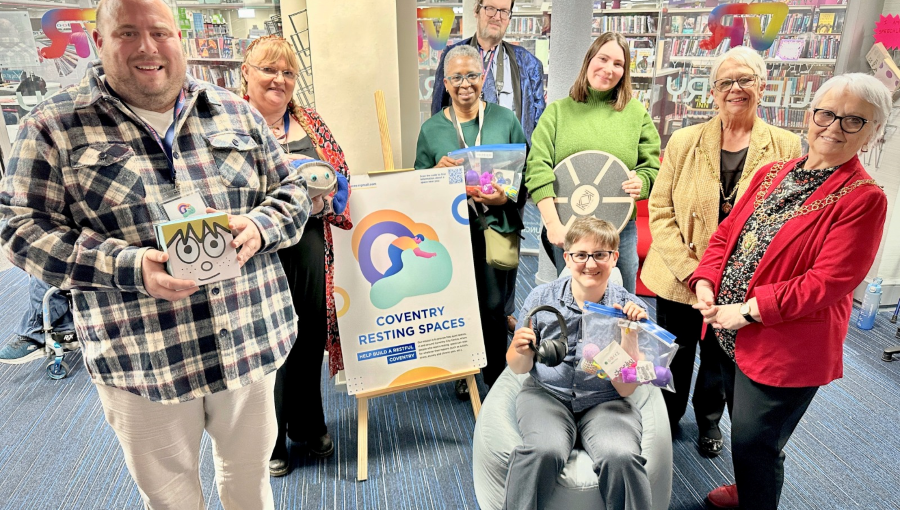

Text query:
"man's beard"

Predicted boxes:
[[477, 22, 505, 47]]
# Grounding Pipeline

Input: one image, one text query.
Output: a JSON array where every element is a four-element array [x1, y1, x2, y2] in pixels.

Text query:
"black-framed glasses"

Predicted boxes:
[[812, 108, 869, 134], [480, 4, 512, 20], [712, 74, 758, 93], [249, 64, 296, 81], [566, 251, 616, 264], [447, 72, 481, 87]]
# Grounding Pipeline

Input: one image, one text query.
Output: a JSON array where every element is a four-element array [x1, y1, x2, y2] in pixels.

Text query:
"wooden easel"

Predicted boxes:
[[354, 91, 482, 481]]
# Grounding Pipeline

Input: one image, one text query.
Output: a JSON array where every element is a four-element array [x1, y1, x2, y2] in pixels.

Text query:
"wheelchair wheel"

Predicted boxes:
[[46, 360, 69, 380]]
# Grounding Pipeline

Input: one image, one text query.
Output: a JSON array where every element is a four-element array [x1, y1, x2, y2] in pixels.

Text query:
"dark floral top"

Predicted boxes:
[[714, 156, 839, 359], [293, 107, 352, 377]]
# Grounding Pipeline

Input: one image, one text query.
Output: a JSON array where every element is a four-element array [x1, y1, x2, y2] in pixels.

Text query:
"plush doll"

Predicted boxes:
[[289, 159, 337, 198]]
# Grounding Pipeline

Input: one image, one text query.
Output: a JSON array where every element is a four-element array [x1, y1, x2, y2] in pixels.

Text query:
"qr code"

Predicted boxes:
[[448, 168, 463, 185]]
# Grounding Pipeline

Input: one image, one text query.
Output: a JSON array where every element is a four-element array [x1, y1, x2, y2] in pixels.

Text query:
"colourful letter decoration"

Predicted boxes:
[[40, 9, 97, 59], [417, 8, 455, 52], [700, 2, 787, 52]]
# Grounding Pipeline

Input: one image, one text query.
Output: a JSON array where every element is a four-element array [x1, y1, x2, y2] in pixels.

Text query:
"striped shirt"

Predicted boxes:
[[0, 61, 311, 403]]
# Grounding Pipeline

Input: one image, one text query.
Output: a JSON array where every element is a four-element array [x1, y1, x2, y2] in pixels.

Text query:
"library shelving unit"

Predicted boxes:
[[655, 0, 854, 146], [172, 0, 280, 93]]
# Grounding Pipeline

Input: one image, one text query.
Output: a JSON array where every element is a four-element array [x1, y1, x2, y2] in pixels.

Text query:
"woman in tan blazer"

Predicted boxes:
[[640, 46, 800, 457]]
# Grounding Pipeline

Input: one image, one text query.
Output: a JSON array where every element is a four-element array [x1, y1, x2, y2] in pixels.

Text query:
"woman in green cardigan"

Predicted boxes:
[[415, 44, 527, 396], [526, 32, 661, 294]]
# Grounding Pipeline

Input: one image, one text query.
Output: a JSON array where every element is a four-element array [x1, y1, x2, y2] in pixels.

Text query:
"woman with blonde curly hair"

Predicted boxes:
[[241, 35, 351, 476]]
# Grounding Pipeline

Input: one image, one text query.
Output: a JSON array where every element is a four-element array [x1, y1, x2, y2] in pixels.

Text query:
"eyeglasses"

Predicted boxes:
[[249, 64, 296, 81], [480, 5, 512, 20], [812, 108, 869, 134], [712, 74, 758, 93], [566, 251, 616, 264], [447, 72, 481, 87]]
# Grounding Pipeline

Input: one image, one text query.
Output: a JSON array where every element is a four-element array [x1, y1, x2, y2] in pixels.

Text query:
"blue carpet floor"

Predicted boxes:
[[1, 230, 900, 508]]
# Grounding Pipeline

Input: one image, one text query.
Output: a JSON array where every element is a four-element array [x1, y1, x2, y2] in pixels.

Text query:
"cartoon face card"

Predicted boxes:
[[154, 213, 241, 286]]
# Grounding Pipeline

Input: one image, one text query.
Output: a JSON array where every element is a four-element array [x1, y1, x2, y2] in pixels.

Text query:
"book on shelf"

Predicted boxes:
[[634, 48, 654, 73], [815, 12, 835, 34]]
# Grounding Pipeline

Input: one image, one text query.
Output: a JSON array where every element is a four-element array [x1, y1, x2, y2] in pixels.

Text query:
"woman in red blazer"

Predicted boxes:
[[689, 74, 893, 510]]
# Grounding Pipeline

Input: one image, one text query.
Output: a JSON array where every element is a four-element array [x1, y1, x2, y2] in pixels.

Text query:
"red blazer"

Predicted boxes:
[[690, 155, 887, 387]]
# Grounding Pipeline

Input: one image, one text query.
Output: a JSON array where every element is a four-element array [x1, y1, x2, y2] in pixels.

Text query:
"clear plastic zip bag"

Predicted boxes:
[[448, 143, 526, 202], [580, 302, 678, 393]]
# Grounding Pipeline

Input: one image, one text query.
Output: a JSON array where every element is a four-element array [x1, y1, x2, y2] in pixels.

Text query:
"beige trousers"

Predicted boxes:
[[95, 372, 277, 510]]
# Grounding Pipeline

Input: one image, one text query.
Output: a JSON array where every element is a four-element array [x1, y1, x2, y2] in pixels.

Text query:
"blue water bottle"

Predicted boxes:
[[857, 277, 883, 330]]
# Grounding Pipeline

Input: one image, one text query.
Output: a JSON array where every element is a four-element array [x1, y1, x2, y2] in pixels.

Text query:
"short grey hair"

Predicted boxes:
[[444, 45, 483, 77], [709, 46, 767, 89], [810, 73, 894, 141]]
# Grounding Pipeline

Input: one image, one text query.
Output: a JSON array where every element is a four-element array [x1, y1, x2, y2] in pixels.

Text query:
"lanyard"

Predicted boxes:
[[448, 100, 485, 149], [479, 44, 505, 99], [281, 109, 291, 140], [106, 83, 185, 182]]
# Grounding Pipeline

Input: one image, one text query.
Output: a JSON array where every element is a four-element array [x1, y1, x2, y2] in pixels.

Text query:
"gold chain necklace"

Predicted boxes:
[[739, 160, 880, 252], [701, 146, 757, 215]]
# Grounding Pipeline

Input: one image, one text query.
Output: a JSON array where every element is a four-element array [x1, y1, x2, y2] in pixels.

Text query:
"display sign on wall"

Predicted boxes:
[[874, 14, 900, 50], [332, 169, 486, 395]]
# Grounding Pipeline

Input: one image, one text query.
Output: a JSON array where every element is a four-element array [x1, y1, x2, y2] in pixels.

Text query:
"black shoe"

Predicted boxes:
[[307, 433, 334, 458], [698, 436, 724, 458], [269, 457, 289, 477], [455, 379, 470, 401]]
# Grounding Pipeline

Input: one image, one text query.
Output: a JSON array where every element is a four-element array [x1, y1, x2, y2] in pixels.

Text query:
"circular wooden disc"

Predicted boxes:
[[552, 150, 635, 233]]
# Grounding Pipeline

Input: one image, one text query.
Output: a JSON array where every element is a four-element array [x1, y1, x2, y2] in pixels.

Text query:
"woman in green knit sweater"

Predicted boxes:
[[526, 32, 661, 294], [415, 44, 527, 395]]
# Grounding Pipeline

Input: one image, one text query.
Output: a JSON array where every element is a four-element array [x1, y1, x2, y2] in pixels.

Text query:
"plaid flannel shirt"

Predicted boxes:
[[0, 62, 311, 403]]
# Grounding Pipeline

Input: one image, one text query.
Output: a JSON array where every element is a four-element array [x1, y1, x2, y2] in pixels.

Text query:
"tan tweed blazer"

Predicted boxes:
[[640, 116, 801, 304]]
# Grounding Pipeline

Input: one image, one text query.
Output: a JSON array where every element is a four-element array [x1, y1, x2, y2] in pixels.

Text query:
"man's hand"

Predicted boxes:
[[436, 156, 464, 168], [206, 207, 262, 267], [141, 249, 199, 301], [622, 170, 643, 199]]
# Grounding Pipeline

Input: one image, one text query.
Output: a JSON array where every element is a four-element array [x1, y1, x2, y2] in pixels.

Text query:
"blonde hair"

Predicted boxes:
[[564, 217, 619, 251], [240, 35, 301, 98], [570, 32, 632, 112]]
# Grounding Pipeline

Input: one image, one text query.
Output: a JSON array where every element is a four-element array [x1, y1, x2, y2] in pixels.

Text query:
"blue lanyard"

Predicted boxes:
[[282, 109, 291, 140], [106, 83, 185, 182]]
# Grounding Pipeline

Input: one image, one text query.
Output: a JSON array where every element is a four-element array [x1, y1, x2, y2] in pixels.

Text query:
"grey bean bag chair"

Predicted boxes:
[[473, 368, 673, 510]]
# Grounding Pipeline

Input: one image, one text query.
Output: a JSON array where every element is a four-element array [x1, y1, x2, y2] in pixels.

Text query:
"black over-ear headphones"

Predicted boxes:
[[524, 305, 569, 368]]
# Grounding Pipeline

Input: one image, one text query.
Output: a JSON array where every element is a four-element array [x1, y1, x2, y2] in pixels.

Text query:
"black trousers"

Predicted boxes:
[[724, 361, 819, 510], [471, 220, 517, 387], [655, 297, 729, 437], [273, 217, 327, 453]]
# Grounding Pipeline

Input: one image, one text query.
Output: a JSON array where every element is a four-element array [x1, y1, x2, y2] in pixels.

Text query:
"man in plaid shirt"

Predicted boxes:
[[0, 0, 312, 507]]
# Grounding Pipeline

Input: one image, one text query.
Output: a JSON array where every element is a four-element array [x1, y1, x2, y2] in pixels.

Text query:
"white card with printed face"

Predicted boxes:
[[162, 191, 207, 221], [594, 342, 636, 380]]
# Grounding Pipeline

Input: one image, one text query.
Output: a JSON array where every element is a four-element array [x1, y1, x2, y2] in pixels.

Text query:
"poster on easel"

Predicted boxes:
[[332, 168, 486, 396]]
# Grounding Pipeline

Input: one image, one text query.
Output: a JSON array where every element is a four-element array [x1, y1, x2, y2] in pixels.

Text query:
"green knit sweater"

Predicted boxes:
[[525, 87, 661, 217]]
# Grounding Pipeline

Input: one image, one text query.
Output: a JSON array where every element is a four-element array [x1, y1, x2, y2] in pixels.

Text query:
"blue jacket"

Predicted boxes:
[[431, 37, 546, 144]]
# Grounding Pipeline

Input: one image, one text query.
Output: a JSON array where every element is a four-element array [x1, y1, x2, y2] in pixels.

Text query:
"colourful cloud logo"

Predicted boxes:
[[352, 210, 452, 309], [700, 2, 786, 52]]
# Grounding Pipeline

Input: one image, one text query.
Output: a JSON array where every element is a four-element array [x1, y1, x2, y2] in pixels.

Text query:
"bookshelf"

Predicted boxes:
[[650, 0, 856, 146], [413, 0, 860, 139], [172, 1, 279, 93]]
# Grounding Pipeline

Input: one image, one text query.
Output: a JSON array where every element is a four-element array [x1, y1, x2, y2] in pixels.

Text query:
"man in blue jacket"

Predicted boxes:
[[431, 0, 546, 144]]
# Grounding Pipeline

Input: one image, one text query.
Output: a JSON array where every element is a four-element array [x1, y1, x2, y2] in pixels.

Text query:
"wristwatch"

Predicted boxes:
[[740, 302, 757, 323]]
